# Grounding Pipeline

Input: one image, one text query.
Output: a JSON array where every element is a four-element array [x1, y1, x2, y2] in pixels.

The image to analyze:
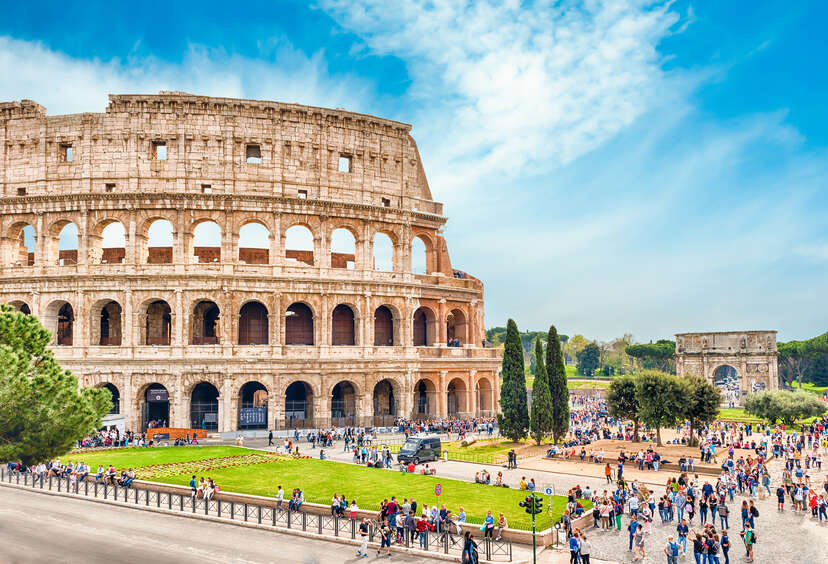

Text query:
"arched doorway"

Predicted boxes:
[[446, 309, 467, 346], [190, 382, 219, 431], [238, 301, 269, 345], [192, 300, 220, 345], [57, 303, 74, 345], [8, 301, 30, 315], [285, 381, 314, 429], [98, 301, 122, 346], [101, 383, 120, 414], [413, 307, 436, 346], [372, 379, 398, 426], [713, 365, 741, 407], [413, 379, 437, 419], [142, 384, 170, 429], [239, 382, 268, 429], [374, 306, 394, 346], [331, 304, 356, 346], [447, 378, 468, 416], [475, 378, 494, 416], [331, 381, 357, 426], [144, 300, 172, 345], [285, 303, 314, 345]]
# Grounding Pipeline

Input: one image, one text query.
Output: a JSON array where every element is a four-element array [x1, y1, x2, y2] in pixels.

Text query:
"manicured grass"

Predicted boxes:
[[716, 408, 762, 423], [386, 439, 519, 464], [568, 379, 611, 390], [66, 446, 252, 469], [797, 382, 828, 395], [153, 457, 577, 530]]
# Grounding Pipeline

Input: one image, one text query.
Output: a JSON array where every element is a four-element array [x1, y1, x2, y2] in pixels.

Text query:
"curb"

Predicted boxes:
[[0, 482, 528, 564]]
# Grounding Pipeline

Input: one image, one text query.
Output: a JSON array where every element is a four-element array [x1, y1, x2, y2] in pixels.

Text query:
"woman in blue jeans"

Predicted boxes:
[[691, 533, 705, 564], [721, 531, 731, 564]]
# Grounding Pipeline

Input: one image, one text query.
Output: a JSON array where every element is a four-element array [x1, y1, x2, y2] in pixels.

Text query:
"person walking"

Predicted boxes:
[[268, 430, 273, 446], [740, 524, 755, 563], [717, 501, 729, 529], [568, 531, 580, 564], [664, 535, 680, 564], [721, 529, 731, 564], [356, 518, 369, 558], [580, 533, 592, 564]]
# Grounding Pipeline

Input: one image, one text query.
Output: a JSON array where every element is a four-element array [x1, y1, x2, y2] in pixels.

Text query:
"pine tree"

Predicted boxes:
[[498, 319, 529, 441], [546, 324, 570, 445], [529, 337, 553, 444]]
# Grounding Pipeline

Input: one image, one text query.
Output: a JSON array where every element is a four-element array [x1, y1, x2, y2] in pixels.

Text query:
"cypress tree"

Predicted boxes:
[[546, 324, 570, 445], [529, 337, 554, 444], [498, 318, 529, 441]]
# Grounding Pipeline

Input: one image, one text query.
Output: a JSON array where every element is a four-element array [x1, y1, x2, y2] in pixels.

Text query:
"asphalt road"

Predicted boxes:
[[0, 486, 445, 564]]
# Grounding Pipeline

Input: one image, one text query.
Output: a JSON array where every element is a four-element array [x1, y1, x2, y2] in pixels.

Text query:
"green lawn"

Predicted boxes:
[[152, 457, 577, 530], [716, 408, 762, 423], [567, 379, 611, 390], [386, 439, 519, 464], [66, 446, 251, 469], [796, 382, 828, 395]]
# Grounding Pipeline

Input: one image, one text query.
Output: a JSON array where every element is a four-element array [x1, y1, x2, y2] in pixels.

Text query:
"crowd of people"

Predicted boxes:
[[6, 458, 137, 488]]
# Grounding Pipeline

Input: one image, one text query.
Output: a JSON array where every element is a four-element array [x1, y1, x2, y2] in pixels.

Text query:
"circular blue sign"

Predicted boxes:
[[544, 487, 554, 496], [435, 484, 442, 496]]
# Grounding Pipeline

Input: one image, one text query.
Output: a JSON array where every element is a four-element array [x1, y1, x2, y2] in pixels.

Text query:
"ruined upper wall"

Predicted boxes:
[[0, 92, 441, 215], [676, 331, 778, 355]]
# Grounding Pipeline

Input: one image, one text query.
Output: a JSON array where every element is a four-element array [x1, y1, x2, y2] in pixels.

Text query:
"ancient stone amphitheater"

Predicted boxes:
[[0, 92, 500, 433]]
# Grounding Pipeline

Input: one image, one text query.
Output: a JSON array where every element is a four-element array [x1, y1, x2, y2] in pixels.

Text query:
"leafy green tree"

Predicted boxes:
[[497, 319, 529, 441], [634, 370, 685, 445], [681, 375, 722, 446], [745, 390, 827, 426], [0, 305, 111, 466], [546, 325, 570, 445], [625, 340, 676, 373], [529, 338, 553, 444], [607, 375, 641, 441], [805, 353, 828, 386], [576, 343, 600, 377]]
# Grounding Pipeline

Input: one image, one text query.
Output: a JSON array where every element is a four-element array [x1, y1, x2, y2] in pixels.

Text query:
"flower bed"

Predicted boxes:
[[140, 453, 285, 480]]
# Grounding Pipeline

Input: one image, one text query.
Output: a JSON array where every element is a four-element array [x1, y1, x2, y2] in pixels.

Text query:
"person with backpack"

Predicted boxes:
[[740, 524, 755, 563], [664, 535, 680, 564], [748, 500, 759, 528], [721, 530, 731, 564]]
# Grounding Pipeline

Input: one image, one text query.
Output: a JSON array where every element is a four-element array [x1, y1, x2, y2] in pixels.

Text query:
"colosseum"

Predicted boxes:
[[0, 92, 501, 434]]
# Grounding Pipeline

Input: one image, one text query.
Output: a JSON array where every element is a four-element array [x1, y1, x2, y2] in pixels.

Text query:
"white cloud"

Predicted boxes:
[[0, 36, 375, 116]]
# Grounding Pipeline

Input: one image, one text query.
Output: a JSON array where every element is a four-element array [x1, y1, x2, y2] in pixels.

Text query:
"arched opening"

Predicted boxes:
[[239, 381, 268, 429], [331, 304, 356, 346], [446, 308, 467, 346], [98, 301, 122, 346], [286, 303, 314, 345], [8, 301, 30, 315], [192, 300, 220, 345], [330, 228, 356, 269], [372, 232, 394, 271], [190, 382, 219, 431], [193, 221, 222, 263], [144, 300, 172, 345], [100, 383, 120, 414], [476, 377, 494, 416], [7, 223, 35, 266], [411, 236, 428, 274], [147, 219, 174, 264], [57, 222, 79, 266], [239, 301, 269, 345], [413, 306, 436, 346], [713, 365, 741, 407], [93, 221, 126, 264], [142, 384, 170, 430], [372, 379, 398, 426], [57, 303, 74, 345], [331, 381, 357, 426], [285, 381, 314, 429], [285, 225, 314, 266], [447, 377, 468, 416], [238, 222, 270, 264], [373, 306, 394, 346], [413, 379, 437, 419]]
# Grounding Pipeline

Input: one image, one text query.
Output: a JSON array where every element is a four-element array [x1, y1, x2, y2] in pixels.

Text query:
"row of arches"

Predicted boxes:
[[4, 219, 433, 273], [101, 375, 496, 431], [9, 300, 469, 348]]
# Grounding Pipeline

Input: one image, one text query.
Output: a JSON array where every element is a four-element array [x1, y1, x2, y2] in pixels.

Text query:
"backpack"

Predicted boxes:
[[669, 541, 679, 556], [750, 506, 759, 517]]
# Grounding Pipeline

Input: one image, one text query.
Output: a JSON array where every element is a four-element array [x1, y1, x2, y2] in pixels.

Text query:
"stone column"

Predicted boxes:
[[221, 378, 233, 433], [320, 296, 329, 347], [468, 370, 478, 416], [362, 295, 371, 347], [438, 370, 448, 417]]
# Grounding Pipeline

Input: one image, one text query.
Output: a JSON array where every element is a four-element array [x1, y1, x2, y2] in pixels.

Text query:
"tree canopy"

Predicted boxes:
[[0, 305, 112, 466], [778, 331, 828, 388], [576, 342, 600, 377], [497, 319, 529, 441], [546, 325, 569, 445], [634, 370, 685, 445], [529, 338, 553, 444], [625, 340, 676, 373], [744, 390, 827, 426], [607, 375, 641, 441], [681, 375, 722, 446]]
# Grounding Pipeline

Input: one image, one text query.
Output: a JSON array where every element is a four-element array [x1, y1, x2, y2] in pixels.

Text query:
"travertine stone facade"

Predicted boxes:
[[0, 92, 501, 432], [675, 331, 779, 404]]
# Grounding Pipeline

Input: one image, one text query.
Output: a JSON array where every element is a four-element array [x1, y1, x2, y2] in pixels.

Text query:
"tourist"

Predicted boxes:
[[462, 532, 479, 564], [633, 523, 646, 561], [740, 524, 755, 563], [378, 518, 391, 557], [721, 529, 731, 564], [664, 535, 679, 564], [356, 517, 369, 558], [276, 485, 284, 511], [568, 530, 580, 564], [580, 532, 592, 564], [483, 510, 495, 538], [495, 512, 507, 541]]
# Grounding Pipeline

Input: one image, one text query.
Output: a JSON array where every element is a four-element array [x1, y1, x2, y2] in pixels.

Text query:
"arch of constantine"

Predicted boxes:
[[675, 331, 779, 404], [0, 93, 501, 433]]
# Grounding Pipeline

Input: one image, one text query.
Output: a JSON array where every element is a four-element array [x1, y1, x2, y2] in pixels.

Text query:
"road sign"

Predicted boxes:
[[435, 484, 442, 496], [544, 487, 553, 496]]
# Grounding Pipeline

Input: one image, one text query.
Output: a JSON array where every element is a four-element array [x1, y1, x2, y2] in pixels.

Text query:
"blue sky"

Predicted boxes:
[[2, 0, 827, 342]]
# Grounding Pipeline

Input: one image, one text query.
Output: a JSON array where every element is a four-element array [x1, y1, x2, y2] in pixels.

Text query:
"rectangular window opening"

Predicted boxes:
[[17, 187, 26, 196], [152, 141, 167, 160], [105, 183, 115, 193], [298, 189, 308, 199], [381, 197, 391, 207], [246, 144, 262, 164], [60, 144, 73, 163], [201, 184, 212, 194], [338, 155, 352, 173]]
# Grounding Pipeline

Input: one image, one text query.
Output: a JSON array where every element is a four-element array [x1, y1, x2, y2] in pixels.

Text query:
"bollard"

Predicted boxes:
[[179, 494, 184, 511], [244, 503, 248, 522], [257, 505, 262, 524], [84, 480, 88, 495], [231, 501, 235, 520], [135, 488, 139, 504], [94, 482, 98, 496], [272, 505, 276, 526], [287, 510, 291, 529], [168, 493, 172, 510], [217, 499, 222, 517], [205, 499, 209, 516], [302, 512, 307, 530]]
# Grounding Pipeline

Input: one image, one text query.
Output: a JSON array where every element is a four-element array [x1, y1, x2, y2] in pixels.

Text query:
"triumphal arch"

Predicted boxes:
[[0, 92, 501, 433], [675, 331, 778, 405]]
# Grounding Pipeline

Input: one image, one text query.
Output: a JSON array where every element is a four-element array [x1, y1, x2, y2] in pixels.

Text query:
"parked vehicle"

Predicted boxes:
[[397, 436, 441, 465]]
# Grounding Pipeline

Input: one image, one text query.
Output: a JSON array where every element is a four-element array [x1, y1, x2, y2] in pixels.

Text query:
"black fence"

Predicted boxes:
[[0, 468, 512, 561]]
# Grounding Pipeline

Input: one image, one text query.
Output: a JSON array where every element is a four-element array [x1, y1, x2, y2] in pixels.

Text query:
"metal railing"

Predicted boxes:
[[0, 468, 511, 561]]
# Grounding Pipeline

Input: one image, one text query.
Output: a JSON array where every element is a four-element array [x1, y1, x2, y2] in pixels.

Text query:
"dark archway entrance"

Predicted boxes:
[[331, 304, 356, 346], [374, 306, 394, 346], [239, 381, 268, 429], [190, 382, 219, 431], [331, 381, 356, 426], [372, 379, 397, 426], [142, 384, 170, 429], [414, 379, 436, 419], [285, 381, 313, 428], [57, 303, 74, 345], [99, 301, 122, 346], [286, 303, 314, 345], [713, 365, 740, 408], [239, 301, 269, 345], [102, 383, 120, 414], [192, 300, 220, 345]]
